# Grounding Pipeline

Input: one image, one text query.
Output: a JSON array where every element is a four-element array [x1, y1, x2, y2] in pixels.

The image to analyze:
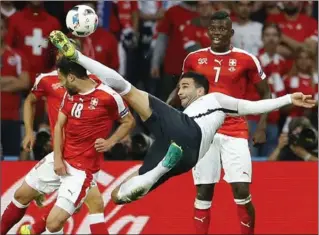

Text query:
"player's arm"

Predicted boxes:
[[22, 93, 38, 151], [214, 92, 316, 116], [0, 72, 29, 92], [95, 112, 135, 152], [54, 111, 68, 176]]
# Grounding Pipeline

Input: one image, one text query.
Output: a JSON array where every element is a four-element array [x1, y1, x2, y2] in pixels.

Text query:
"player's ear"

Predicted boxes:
[[68, 74, 76, 82]]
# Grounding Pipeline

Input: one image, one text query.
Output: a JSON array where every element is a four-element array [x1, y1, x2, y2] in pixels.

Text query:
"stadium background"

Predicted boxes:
[[0, 1, 318, 234]]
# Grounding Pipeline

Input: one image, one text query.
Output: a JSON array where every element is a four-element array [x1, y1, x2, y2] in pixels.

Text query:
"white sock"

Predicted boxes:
[[76, 51, 132, 95], [117, 160, 170, 200], [12, 197, 29, 208], [43, 228, 63, 234], [89, 213, 105, 224]]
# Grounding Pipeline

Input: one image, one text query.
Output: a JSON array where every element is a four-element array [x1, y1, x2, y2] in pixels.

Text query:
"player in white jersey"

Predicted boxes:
[[48, 30, 315, 204]]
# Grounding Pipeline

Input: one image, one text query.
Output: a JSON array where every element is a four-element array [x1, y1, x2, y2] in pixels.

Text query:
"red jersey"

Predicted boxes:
[[183, 47, 266, 139], [6, 7, 61, 83], [266, 13, 318, 42], [157, 4, 198, 75], [246, 52, 287, 124], [1, 47, 29, 120], [181, 18, 210, 51], [82, 27, 119, 71], [284, 73, 318, 117], [31, 71, 100, 135], [60, 84, 129, 173]]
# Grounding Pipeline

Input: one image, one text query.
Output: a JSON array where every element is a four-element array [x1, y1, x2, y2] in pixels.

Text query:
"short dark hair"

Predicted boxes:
[[210, 11, 230, 21], [181, 71, 209, 94], [56, 57, 87, 79], [262, 23, 281, 37]]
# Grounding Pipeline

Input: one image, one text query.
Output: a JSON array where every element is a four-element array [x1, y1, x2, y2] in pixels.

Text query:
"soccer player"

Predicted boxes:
[[180, 11, 272, 234], [48, 30, 315, 211], [1, 44, 135, 235]]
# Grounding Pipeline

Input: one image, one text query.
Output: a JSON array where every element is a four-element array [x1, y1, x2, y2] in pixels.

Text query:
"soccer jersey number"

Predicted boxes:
[[213, 67, 221, 83], [71, 103, 84, 118]]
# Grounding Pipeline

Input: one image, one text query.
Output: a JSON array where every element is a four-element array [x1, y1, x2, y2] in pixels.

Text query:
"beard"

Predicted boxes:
[[66, 87, 77, 96], [284, 7, 299, 16]]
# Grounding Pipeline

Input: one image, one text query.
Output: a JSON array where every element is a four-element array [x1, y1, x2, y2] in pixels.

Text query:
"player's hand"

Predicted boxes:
[[95, 138, 115, 152], [252, 129, 266, 146], [277, 133, 288, 149], [54, 158, 68, 176], [151, 67, 160, 79], [290, 93, 317, 108], [22, 132, 36, 152]]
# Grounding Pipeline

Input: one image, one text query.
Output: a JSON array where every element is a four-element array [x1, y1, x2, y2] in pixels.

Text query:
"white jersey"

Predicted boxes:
[[183, 92, 292, 160]]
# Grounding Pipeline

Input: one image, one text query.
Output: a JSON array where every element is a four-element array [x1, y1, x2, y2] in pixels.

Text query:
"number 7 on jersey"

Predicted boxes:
[[213, 67, 221, 83]]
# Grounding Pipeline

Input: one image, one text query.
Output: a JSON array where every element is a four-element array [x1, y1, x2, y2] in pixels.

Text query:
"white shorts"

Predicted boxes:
[[192, 133, 252, 184], [25, 152, 98, 213]]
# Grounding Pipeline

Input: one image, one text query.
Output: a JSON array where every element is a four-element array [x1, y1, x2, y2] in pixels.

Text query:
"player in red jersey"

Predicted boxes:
[[1, 46, 135, 235], [181, 0, 212, 53], [42, 58, 134, 234], [180, 11, 272, 234]]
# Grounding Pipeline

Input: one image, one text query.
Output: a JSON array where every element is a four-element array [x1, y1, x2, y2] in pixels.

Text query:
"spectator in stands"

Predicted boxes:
[[246, 23, 288, 157], [136, 0, 165, 96], [6, 1, 61, 85], [0, 1, 16, 20], [151, 1, 198, 101], [181, 0, 213, 53], [232, 1, 263, 56], [282, 47, 318, 132], [80, 1, 119, 71], [266, 1, 318, 59], [0, 16, 30, 159], [268, 117, 318, 161]]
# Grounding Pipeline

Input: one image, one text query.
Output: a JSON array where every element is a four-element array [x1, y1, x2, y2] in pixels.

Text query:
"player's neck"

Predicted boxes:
[[77, 78, 97, 95], [210, 45, 231, 53]]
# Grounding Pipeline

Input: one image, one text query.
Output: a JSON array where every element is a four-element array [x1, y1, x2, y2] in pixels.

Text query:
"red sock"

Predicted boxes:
[[194, 208, 211, 234], [32, 202, 55, 234], [1, 200, 28, 235], [237, 204, 254, 234], [89, 213, 108, 234]]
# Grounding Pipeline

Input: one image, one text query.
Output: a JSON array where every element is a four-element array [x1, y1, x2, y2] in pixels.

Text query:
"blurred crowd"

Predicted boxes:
[[1, 1, 318, 161]]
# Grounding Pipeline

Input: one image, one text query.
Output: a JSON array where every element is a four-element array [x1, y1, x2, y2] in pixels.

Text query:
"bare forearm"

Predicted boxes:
[[108, 119, 135, 145], [282, 34, 303, 51], [23, 95, 36, 134], [268, 147, 281, 161], [1, 80, 29, 92]]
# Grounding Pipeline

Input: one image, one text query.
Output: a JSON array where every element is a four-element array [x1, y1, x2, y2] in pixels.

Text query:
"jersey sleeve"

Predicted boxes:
[[31, 74, 47, 99], [247, 54, 266, 84], [107, 91, 129, 120], [213, 92, 292, 116], [182, 52, 195, 73], [59, 92, 70, 116]]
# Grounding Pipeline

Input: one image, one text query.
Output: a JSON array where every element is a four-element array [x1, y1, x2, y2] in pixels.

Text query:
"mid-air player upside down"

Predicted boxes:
[[49, 30, 315, 211], [1, 43, 135, 235]]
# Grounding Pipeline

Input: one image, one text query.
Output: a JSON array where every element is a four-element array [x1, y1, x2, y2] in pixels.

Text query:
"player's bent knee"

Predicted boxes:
[[14, 181, 39, 205], [196, 184, 215, 201], [231, 182, 250, 199]]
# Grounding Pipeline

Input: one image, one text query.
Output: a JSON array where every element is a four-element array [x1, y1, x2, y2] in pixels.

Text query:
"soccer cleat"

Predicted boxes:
[[162, 142, 183, 169], [49, 30, 77, 60], [19, 224, 32, 235]]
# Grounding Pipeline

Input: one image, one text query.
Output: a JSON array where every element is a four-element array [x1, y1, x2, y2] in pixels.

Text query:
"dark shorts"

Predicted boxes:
[[139, 95, 202, 191]]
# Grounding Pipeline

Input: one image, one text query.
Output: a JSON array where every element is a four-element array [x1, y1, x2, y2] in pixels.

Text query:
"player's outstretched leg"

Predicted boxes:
[[49, 30, 153, 122], [1, 182, 39, 235], [111, 143, 183, 204]]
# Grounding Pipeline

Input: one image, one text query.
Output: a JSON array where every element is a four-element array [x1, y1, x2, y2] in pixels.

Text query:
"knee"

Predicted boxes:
[[231, 183, 250, 199], [14, 183, 38, 205], [46, 215, 65, 233], [196, 184, 215, 201]]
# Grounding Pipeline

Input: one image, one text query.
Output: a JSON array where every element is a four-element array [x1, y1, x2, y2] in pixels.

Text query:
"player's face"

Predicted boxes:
[[178, 78, 205, 108], [57, 70, 78, 95], [283, 1, 301, 15], [236, 1, 253, 20], [262, 26, 280, 49], [197, 1, 214, 18], [208, 19, 234, 52]]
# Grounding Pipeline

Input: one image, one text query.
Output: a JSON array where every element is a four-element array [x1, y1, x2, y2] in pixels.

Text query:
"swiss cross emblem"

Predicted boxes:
[[229, 59, 237, 67], [89, 97, 99, 110], [198, 58, 208, 65]]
